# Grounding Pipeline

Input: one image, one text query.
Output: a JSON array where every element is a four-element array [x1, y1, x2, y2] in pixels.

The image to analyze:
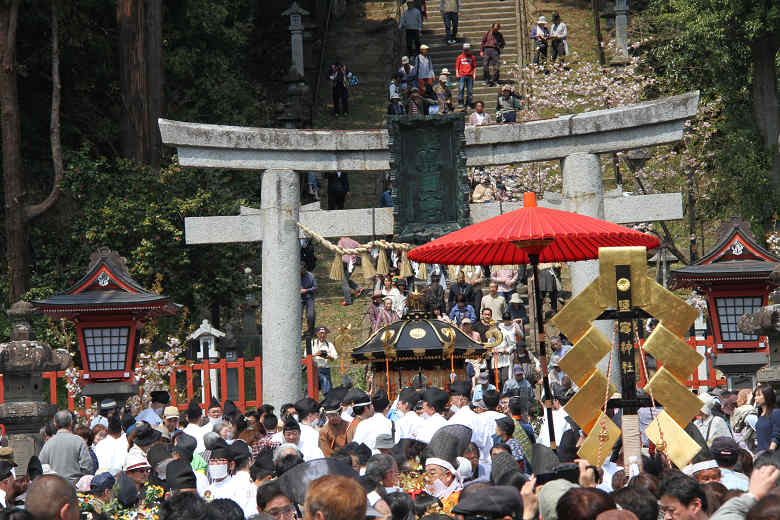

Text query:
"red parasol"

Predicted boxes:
[[408, 192, 660, 265], [408, 192, 660, 449]]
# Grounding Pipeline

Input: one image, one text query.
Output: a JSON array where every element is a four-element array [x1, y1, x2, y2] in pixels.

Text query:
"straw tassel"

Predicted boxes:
[[361, 251, 376, 279], [417, 262, 427, 280], [329, 253, 344, 281], [400, 251, 413, 278], [376, 247, 389, 274]]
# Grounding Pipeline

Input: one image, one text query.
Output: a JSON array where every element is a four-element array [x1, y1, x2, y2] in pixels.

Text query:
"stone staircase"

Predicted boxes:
[[421, 0, 521, 115], [316, 1, 401, 128]]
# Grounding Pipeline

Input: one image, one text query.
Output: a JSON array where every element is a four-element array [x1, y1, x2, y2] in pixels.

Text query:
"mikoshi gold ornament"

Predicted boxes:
[[550, 246, 703, 470]]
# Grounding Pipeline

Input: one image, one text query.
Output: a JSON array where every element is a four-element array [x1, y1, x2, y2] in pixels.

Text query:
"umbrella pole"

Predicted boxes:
[[530, 254, 557, 450]]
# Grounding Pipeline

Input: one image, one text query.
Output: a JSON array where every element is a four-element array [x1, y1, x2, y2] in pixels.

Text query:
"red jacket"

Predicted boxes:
[[455, 52, 477, 77]]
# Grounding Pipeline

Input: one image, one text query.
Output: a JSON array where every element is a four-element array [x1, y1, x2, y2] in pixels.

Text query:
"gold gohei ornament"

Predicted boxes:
[[550, 246, 703, 469]]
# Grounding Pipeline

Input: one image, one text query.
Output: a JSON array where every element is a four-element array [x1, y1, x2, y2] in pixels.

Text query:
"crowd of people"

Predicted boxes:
[[2, 373, 780, 520], [384, 2, 569, 125]]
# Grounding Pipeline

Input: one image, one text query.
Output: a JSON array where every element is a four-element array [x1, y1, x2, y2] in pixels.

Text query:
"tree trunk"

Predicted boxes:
[[0, 0, 25, 303], [118, 0, 162, 167], [145, 0, 162, 169], [751, 34, 779, 189], [26, 0, 63, 221], [592, 0, 606, 66]]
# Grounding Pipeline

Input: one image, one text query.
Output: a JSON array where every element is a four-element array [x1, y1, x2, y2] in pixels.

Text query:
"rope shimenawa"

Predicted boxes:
[[296, 222, 427, 281]]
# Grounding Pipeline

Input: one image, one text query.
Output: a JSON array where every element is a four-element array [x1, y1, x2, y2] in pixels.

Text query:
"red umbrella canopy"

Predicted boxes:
[[408, 192, 660, 265]]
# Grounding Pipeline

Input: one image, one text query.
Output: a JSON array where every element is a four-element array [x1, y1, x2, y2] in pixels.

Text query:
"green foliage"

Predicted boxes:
[[25, 145, 260, 346], [642, 0, 780, 234], [164, 0, 270, 126]]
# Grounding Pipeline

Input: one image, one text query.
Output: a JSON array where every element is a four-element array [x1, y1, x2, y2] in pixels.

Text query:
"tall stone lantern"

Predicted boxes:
[[0, 301, 71, 474]]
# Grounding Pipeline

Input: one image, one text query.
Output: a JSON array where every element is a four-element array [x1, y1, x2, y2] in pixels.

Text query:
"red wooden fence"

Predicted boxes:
[[0, 356, 324, 414]]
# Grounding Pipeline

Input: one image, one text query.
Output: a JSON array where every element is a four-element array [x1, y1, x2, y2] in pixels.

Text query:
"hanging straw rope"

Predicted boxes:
[[296, 222, 429, 281]]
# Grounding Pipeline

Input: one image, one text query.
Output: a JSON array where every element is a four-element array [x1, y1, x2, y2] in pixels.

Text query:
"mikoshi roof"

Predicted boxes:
[[351, 315, 488, 363]]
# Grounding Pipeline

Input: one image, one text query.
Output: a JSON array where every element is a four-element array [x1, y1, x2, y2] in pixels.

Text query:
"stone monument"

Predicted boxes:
[[389, 114, 469, 243], [0, 301, 71, 474]]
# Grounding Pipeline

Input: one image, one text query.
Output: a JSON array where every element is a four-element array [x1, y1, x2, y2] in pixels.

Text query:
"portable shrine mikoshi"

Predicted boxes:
[[351, 294, 496, 397]]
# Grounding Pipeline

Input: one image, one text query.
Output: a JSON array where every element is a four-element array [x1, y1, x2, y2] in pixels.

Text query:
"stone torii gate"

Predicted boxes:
[[159, 91, 699, 407]]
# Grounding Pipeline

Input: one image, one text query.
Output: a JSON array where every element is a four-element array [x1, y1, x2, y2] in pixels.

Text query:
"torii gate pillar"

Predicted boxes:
[[261, 169, 301, 408], [563, 153, 614, 371]]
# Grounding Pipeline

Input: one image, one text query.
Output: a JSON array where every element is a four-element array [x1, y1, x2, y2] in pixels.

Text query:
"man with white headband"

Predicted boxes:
[[423, 424, 472, 515]]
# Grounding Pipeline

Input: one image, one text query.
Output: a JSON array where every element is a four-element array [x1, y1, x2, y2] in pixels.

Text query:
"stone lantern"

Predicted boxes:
[[0, 301, 71, 474], [187, 320, 224, 402]]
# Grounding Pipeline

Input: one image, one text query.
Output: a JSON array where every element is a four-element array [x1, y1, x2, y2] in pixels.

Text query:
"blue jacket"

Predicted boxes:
[[380, 190, 393, 207], [449, 304, 477, 324]]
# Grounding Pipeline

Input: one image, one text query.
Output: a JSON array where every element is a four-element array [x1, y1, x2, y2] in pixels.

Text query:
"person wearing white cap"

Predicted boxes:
[[455, 42, 476, 108], [398, 56, 417, 93], [399, 1, 422, 57], [530, 15, 550, 65], [388, 92, 406, 115], [122, 449, 151, 494], [413, 44, 435, 92], [694, 393, 733, 447], [433, 73, 453, 114]]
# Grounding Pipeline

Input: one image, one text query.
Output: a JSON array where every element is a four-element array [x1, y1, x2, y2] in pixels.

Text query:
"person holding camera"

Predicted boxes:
[[496, 84, 523, 123], [530, 16, 550, 65], [311, 327, 339, 395]]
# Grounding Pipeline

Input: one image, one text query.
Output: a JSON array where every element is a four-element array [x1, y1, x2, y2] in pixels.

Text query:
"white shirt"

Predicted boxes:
[[481, 410, 506, 424], [93, 433, 127, 475], [312, 339, 338, 368], [300, 423, 321, 455], [551, 21, 567, 39], [449, 406, 494, 469], [537, 408, 571, 448], [0, 487, 6, 508], [388, 288, 406, 316], [135, 406, 162, 426], [205, 476, 235, 501], [396, 411, 424, 443], [413, 413, 448, 443], [231, 471, 259, 518], [183, 422, 208, 454], [195, 470, 209, 497], [353, 413, 393, 452], [298, 439, 325, 461]]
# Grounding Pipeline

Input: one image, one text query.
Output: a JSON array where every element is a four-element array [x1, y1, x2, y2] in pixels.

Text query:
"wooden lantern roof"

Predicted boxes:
[[34, 247, 177, 318]]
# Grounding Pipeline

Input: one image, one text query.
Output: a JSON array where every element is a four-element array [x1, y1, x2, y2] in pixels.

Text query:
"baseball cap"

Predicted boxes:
[[710, 436, 740, 457]]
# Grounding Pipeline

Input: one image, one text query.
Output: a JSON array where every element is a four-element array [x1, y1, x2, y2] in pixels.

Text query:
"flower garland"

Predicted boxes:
[[78, 485, 165, 520]]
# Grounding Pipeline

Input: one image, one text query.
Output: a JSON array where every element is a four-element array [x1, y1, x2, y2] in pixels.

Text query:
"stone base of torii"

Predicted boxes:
[[159, 91, 699, 408]]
